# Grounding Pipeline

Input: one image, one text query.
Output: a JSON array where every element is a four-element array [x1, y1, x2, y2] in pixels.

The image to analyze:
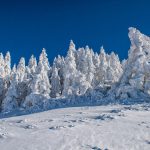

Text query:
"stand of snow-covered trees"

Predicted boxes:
[[1, 27, 150, 113]]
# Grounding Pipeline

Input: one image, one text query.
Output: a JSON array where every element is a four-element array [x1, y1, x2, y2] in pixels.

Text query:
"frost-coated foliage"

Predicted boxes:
[[1, 27, 150, 113]]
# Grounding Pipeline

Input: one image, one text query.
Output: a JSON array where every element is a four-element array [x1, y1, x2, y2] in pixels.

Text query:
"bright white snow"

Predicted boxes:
[[0, 104, 150, 150]]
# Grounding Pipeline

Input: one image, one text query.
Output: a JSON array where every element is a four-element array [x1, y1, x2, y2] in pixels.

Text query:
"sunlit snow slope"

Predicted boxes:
[[0, 105, 150, 150]]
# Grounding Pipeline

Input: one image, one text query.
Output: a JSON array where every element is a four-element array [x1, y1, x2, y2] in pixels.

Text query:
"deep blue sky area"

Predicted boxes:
[[0, 0, 150, 65]]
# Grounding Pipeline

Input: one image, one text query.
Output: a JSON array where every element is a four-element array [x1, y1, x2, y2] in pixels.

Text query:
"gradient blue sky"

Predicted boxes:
[[0, 0, 150, 64]]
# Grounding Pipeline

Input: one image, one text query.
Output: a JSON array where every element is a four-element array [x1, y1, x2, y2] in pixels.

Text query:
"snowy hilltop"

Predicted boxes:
[[0, 27, 150, 114]]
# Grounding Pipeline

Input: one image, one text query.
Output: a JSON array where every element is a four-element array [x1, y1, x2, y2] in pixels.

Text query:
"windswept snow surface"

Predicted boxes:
[[0, 104, 150, 150]]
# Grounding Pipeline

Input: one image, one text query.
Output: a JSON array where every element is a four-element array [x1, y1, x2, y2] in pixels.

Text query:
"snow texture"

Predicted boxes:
[[0, 104, 150, 150]]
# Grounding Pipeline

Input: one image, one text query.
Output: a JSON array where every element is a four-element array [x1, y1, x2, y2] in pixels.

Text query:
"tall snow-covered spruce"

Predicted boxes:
[[1, 27, 150, 113], [113, 27, 150, 102], [50, 65, 61, 98], [2, 73, 19, 112], [23, 49, 51, 110], [63, 40, 77, 97]]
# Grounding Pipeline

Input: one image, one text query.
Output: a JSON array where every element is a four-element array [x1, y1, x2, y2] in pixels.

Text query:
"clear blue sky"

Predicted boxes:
[[0, 0, 150, 64]]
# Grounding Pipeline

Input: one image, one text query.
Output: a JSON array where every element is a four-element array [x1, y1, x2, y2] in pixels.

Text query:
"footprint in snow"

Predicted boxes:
[[40, 119, 53, 123], [19, 124, 37, 129], [92, 147, 109, 150], [67, 124, 74, 128], [49, 126, 65, 130], [109, 109, 125, 117], [70, 120, 77, 123], [145, 140, 150, 144], [110, 109, 121, 113], [0, 131, 8, 139], [14, 120, 24, 123], [91, 146, 102, 150], [63, 120, 76, 123], [0, 135, 4, 139], [49, 124, 75, 130], [93, 114, 114, 121], [123, 106, 139, 111], [138, 121, 150, 128], [85, 145, 101, 150], [78, 112, 83, 114], [7, 119, 24, 125], [64, 119, 85, 124], [86, 145, 109, 150]]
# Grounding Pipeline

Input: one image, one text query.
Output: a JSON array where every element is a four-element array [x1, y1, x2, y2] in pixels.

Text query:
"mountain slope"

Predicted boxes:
[[0, 104, 150, 150]]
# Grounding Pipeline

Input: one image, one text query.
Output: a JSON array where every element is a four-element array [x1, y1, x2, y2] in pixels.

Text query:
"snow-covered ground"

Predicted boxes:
[[0, 104, 150, 150]]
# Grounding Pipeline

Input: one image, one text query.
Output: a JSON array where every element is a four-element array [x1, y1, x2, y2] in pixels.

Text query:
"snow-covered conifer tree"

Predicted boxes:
[[39, 48, 50, 71], [69, 40, 77, 60], [92, 53, 100, 87], [114, 28, 150, 100], [23, 58, 51, 109], [2, 73, 19, 112], [72, 71, 90, 96], [35, 59, 51, 97], [76, 48, 87, 74], [17, 57, 26, 81], [86, 48, 95, 85], [102, 52, 123, 86], [98, 46, 108, 85], [4, 51, 11, 76], [50, 66, 61, 98], [63, 42, 77, 96], [53, 55, 65, 94], [28, 55, 37, 74], [0, 53, 5, 78]]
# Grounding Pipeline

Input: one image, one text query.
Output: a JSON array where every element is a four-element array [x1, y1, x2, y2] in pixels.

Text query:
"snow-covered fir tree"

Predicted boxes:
[[50, 66, 61, 98], [85, 47, 95, 85], [76, 47, 87, 74], [17, 57, 26, 82], [23, 50, 51, 109], [39, 48, 50, 71], [4, 51, 11, 77], [97, 46, 108, 85], [2, 73, 19, 112], [63, 40, 77, 97], [112, 27, 150, 102], [53, 55, 65, 94], [0, 53, 5, 78], [28, 55, 37, 74]]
